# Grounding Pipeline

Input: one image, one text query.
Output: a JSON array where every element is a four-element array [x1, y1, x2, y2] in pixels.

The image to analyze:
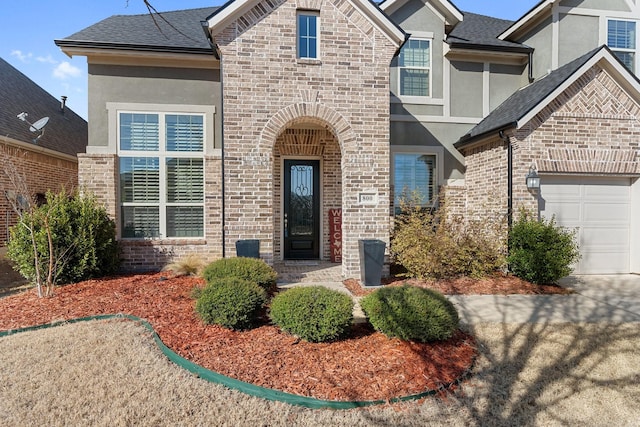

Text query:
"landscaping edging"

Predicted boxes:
[[0, 314, 476, 409]]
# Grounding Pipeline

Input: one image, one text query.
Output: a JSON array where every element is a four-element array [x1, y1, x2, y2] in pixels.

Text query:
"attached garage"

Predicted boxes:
[[539, 176, 632, 274]]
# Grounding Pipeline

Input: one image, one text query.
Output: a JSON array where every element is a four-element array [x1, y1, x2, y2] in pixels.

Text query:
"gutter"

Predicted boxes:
[[454, 122, 517, 150], [54, 40, 215, 56]]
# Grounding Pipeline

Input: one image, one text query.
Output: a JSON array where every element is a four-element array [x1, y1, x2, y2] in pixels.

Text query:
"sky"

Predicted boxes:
[[0, 0, 535, 120]]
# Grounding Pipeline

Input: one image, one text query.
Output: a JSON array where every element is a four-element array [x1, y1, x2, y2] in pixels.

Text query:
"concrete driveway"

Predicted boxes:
[[449, 275, 640, 324]]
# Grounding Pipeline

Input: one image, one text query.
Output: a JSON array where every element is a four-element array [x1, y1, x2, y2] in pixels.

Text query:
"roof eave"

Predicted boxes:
[[454, 122, 517, 150], [498, 0, 554, 41], [447, 41, 533, 55], [55, 40, 215, 56]]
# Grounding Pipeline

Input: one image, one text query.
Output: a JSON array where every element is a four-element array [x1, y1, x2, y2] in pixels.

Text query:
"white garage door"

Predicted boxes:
[[539, 176, 631, 274]]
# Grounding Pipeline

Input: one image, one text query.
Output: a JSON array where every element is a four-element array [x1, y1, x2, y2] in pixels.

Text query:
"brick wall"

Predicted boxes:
[[212, 0, 398, 277], [79, 153, 224, 272], [459, 64, 640, 225], [0, 142, 78, 245]]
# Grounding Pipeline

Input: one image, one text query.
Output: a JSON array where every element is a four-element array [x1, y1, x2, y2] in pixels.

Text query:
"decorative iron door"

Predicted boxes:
[[284, 160, 320, 259]]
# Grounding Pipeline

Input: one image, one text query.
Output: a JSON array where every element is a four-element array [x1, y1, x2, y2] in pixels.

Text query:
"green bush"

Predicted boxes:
[[391, 193, 506, 280], [202, 257, 277, 291], [195, 277, 267, 330], [360, 285, 459, 342], [7, 190, 119, 285], [508, 211, 580, 284], [269, 286, 354, 343]]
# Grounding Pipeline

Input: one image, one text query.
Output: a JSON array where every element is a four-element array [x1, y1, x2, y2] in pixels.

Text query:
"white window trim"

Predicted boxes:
[[390, 146, 444, 210], [297, 11, 320, 60], [100, 102, 216, 156], [397, 37, 433, 98], [607, 18, 639, 74], [115, 106, 210, 240]]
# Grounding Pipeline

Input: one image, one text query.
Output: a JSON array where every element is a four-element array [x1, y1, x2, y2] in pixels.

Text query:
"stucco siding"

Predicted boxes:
[[558, 14, 599, 68], [561, 0, 630, 11], [87, 64, 221, 149], [490, 64, 528, 111], [450, 61, 483, 118], [518, 16, 553, 80]]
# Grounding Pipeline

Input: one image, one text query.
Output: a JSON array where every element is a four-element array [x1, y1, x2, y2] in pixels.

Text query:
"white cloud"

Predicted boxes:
[[36, 54, 57, 65], [10, 50, 32, 63], [53, 61, 82, 80]]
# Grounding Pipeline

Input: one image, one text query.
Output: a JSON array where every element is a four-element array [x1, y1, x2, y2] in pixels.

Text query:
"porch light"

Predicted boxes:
[[526, 165, 540, 191]]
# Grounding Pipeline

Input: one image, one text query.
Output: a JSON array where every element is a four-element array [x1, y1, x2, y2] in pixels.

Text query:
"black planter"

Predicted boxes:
[[236, 239, 260, 258], [358, 239, 386, 286]]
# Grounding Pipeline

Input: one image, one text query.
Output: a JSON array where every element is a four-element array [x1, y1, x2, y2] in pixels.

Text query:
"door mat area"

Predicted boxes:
[[284, 261, 319, 266]]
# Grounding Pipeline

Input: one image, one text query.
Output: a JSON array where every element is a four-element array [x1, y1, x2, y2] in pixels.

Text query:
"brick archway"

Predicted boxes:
[[260, 102, 356, 154]]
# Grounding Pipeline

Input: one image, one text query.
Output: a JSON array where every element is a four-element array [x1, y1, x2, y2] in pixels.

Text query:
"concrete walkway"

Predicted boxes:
[[449, 275, 640, 324], [276, 266, 640, 324]]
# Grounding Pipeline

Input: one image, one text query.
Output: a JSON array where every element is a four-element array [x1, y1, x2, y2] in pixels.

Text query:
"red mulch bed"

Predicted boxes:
[[0, 273, 476, 402], [344, 273, 574, 297]]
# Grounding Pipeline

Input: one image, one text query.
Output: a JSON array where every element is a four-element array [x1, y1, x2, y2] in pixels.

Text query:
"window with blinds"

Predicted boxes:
[[398, 39, 430, 97], [119, 112, 205, 239], [393, 153, 436, 211], [608, 20, 637, 73]]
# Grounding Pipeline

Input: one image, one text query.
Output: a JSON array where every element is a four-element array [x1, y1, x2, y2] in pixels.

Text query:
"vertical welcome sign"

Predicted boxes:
[[329, 209, 342, 263]]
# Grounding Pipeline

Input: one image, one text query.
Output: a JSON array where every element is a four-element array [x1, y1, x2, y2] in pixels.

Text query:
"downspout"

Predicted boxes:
[[528, 50, 534, 83], [202, 21, 226, 257], [499, 130, 513, 250]]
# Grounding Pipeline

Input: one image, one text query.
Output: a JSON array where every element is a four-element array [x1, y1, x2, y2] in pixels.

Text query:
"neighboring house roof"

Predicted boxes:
[[379, 0, 463, 28], [207, 0, 406, 47], [55, 7, 219, 55], [447, 12, 531, 53], [0, 58, 87, 157], [455, 45, 640, 148]]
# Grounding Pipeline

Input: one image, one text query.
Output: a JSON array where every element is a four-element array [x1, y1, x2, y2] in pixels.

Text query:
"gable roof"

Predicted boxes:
[[379, 0, 463, 28], [0, 58, 87, 157], [455, 45, 640, 148], [447, 12, 531, 53], [56, 7, 218, 55], [498, 0, 553, 41], [207, 0, 406, 46]]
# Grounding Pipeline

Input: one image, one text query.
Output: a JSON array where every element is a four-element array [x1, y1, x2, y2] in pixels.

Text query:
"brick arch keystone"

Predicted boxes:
[[260, 103, 355, 153]]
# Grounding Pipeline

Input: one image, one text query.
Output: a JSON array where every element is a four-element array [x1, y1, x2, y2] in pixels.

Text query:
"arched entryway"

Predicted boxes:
[[273, 125, 341, 262]]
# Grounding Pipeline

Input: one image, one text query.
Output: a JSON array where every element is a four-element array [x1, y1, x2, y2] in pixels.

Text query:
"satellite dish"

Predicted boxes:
[[29, 117, 49, 132]]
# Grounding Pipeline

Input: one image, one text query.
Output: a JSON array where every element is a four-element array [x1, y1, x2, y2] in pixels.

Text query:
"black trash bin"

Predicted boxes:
[[359, 239, 386, 286], [236, 239, 260, 258]]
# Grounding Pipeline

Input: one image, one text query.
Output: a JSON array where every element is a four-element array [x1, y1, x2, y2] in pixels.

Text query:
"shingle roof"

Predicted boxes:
[[56, 7, 218, 54], [447, 12, 530, 52], [0, 58, 87, 157], [455, 46, 605, 148]]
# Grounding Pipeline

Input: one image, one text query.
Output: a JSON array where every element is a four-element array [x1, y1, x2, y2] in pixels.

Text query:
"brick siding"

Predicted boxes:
[[212, 0, 398, 277], [0, 143, 78, 245]]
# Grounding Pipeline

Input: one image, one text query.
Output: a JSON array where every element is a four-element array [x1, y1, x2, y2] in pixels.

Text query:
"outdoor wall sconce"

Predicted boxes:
[[526, 165, 540, 191]]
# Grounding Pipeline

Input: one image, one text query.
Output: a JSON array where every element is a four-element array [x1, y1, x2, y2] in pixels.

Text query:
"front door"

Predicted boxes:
[[284, 159, 320, 259]]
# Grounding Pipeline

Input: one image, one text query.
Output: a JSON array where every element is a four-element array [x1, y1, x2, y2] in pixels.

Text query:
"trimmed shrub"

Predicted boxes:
[[508, 211, 580, 284], [360, 285, 459, 342], [269, 286, 354, 343], [391, 192, 506, 280], [7, 190, 119, 286], [202, 257, 277, 292], [195, 277, 267, 330]]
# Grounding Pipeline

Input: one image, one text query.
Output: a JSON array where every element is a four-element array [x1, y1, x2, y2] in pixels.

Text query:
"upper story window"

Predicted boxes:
[[398, 39, 431, 97], [608, 19, 637, 73], [118, 112, 205, 239], [298, 12, 319, 59]]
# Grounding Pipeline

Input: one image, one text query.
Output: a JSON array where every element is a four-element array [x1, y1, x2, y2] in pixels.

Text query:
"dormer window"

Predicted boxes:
[[398, 38, 431, 97], [298, 12, 319, 59]]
